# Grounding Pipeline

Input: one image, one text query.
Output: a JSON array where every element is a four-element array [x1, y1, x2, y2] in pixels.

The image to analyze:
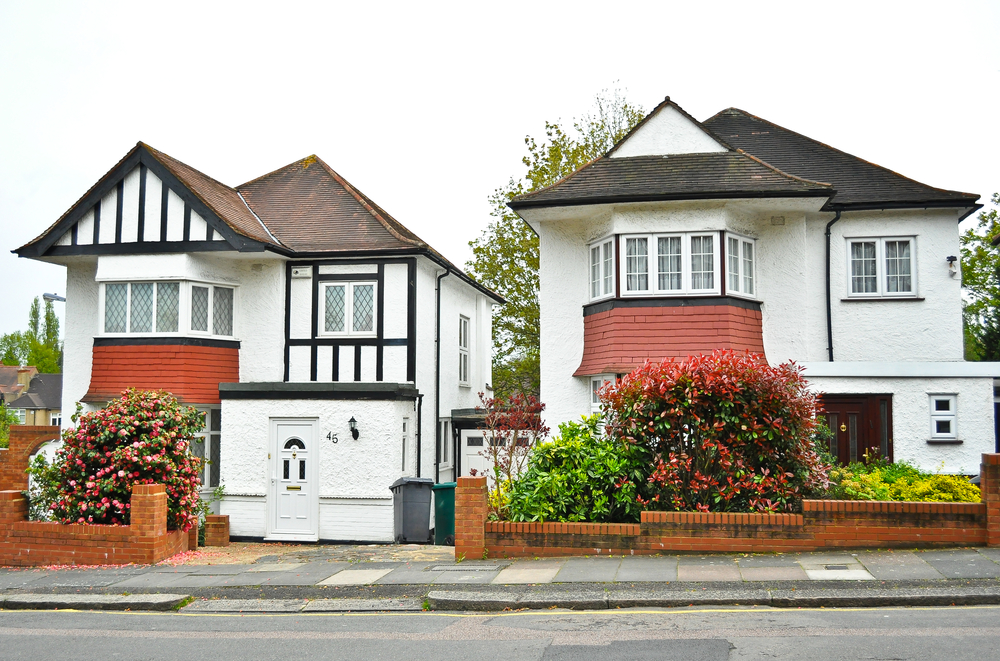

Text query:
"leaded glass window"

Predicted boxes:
[[353, 284, 374, 333], [213, 286, 233, 336], [191, 286, 209, 332], [105, 283, 128, 333], [325, 285, 346, 332], [130, 283, 154, 333], [156, 282, 179, 332]]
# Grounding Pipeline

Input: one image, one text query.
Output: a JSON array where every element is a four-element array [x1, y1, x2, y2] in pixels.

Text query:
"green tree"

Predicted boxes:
[[467, 87, 646, 397], [0, 297, 62, 372], [961, 193, 1000, 360]]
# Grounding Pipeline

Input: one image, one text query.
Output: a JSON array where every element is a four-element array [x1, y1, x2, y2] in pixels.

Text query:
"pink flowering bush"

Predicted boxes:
[[29, 389, 203, 531]]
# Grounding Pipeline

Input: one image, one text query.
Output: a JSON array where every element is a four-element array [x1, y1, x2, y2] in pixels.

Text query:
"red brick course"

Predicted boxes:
[[456, 454, 1000, 558], [85, 343, 239, 404], [575, 304, 765, 376]]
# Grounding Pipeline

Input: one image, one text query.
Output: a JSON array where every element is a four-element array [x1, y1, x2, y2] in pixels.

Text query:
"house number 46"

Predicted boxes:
[[326, 432, 339, 444]]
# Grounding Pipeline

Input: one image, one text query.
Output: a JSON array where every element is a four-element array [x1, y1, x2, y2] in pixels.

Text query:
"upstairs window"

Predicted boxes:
[[589, 238, 614, 300], [459, 315, 470, 386], [103, 281, 228, 336], [726, 234, 755, 297], [848, 237, 915, 297], [621, 233, 720, 296], [319, 282, 377, 336], [191, 285, 234, 336]]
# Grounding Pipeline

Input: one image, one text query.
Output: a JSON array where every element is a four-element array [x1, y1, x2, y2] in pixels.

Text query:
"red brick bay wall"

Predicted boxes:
[[575, 304, 764, 376], [455, 455, 1000, 559], [86, 343, 239, 404]]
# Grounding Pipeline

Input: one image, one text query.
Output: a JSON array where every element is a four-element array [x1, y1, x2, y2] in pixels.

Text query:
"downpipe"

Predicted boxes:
[[825, 210, 842, 362]]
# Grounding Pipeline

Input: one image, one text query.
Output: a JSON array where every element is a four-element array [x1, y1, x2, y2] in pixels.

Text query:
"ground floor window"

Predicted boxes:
[[438, 419, 452, 467], [193, 406, 222, 488], [929, 394, 957, 440], [50, 414, 61, 426]]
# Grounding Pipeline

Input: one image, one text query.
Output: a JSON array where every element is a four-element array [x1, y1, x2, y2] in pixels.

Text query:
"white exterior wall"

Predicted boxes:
[[62, 258, 100, 420], [610, 105, 727, 158], [808, 375, 993, 475], [220, 397, 416, 541]]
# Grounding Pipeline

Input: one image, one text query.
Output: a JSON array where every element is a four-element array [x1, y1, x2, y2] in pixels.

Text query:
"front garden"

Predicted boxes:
[[484, 350, 979, 525]]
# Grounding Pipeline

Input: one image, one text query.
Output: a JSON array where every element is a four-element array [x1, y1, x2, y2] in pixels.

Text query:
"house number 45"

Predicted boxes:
[[326, 432, 339, 444]]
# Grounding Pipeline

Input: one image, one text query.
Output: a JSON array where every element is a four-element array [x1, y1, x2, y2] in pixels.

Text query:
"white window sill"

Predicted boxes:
[[841, 296, 924, 302]]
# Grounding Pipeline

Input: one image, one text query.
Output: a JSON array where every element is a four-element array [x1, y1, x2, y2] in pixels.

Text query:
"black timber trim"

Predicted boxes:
[[406, 259, 416, 382], [94, 336, 240, 349], [583, 295, 762, 316], [93, 201, 101, 244], [160, 179, 169, 242], [183, 203, 191, 241], [332, 344, 340, 382], [46, 242, 235, 257], [376, 263, 385, 381], [287, 337, 405, 346], [220, 382, 420, 401], [508, 189, 833, 211], [283, 261, 292, 382], [71, 221, 77, 246], [137, 164, 147, 242], [354, 345, 362, 381], [114, 180, 124, 243]]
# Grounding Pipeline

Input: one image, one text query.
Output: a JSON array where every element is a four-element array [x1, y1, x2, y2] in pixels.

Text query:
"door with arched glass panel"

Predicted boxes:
[[269, 419, 318, 539]]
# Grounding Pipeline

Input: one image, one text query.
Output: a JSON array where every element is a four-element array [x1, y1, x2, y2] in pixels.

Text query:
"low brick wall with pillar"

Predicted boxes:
[[0, 426, 62, 492], [456, 454, 1000, 559]]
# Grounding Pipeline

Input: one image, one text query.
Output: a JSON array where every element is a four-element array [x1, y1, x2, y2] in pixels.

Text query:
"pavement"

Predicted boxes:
[[4, 546, 1000, 612]]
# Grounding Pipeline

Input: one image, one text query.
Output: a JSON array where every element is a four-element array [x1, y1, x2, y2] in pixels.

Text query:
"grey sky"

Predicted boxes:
[[2, 0, 998, 337]]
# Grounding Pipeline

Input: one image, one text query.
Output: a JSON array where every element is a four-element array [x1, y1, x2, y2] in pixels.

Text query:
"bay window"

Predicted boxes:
[[589, 238, 614, 300], [847, 237, 915, 297], [726, 233, 755, 298], [102, 281, 232, 337], [620, 233, 721, 296]]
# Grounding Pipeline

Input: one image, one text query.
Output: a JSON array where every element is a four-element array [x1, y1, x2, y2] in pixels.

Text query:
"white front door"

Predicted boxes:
[[268, 419, 319, 541]]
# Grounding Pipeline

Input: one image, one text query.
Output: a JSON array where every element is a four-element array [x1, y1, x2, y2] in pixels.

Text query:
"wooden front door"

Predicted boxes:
[[818, 394, 893, 465]]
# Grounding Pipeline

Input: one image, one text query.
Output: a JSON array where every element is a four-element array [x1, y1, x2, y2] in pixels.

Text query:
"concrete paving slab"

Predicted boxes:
[[181, 598, 307, 613], [796, 552, 860, 565], [615, 556, 678, 582], [188, 564, 255, 575], [676, 555, 739, 565], [676, 563, 742, 582], [207, 574, 269, 587], [1, 593, 188, 611], [0, 572, 51, 589], [25, 571, 146, 588], [492, 560, 564, 585], [303, 598, 424, 612], [110, 573, 212, 589], [803, 569, 874, 580], [740, 566, 808, 581], [247, 562, 306, 572], [736, 554, 802, 568], [161, 574, 231, 588], [317, 568, 394, 585], [856, 551, 945, 580], [553, 557, 622, 583], [432, 570, 500, 584], [376, 563, 443, 584], [975, 548, 1000, 564], [919, 549, 1000, 579]]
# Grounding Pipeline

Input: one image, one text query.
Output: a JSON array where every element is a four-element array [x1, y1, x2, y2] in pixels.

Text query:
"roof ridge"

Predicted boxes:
[[734, 149, 833, 188], [706, 109, 979, 201], [605, 96, 732, 157]]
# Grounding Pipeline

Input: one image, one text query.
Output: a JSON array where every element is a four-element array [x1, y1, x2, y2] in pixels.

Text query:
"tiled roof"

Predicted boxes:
[[6, 373, 61, 410], [509, 152, 831, 209], [702, 109, 979, 209]]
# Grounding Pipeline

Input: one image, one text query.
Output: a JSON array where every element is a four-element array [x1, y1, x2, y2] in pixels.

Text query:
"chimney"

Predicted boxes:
[[16, 367, 36, 389]]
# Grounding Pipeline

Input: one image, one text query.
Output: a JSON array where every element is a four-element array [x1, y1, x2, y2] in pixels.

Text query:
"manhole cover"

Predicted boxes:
[[825, 565, 850, 570], [432, 565, 503, 572]]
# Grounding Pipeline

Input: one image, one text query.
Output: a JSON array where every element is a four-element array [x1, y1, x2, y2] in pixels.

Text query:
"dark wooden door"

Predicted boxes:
[[818, 394, 893, 465]]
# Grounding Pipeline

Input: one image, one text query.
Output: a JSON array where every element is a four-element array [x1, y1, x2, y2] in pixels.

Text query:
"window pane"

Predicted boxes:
[[657, 236, 682, 290], [935, 420, 951, 434], [625, 238, 648, 291], [213, 287, 233, 336], [299, 459, 306, 480], [935, 399, 951, 412], [210, 433, 221, 487], [851, 242, 877, 293], [325, 285, 346, 332], [602, 242, 613, 295], [727, 237, 740, 292], [191, 286, 209, 332], [191, 432, 206, 485], [591, 379, 601, 405], [690, 235, 714, 290], [130, 283, 153, 332], [885, 240, 911, 293], [105, 283, 128, 333], [353, 284, 375, 332], [156, 282, 179, 332], [210, 407, 222, 432], [742, 241, 754, 295], [590, 246, 601, 298]]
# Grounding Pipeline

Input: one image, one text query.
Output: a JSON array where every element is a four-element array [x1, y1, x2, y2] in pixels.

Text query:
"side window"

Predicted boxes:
[[590, 375, 613, 414], [192, 407, 222, 488], [459, 316, 470, 386], [589, 238, 615, 300], [726, 234, 756, 298], [847, 237, 915, 298], [929, 395, 957, 439]]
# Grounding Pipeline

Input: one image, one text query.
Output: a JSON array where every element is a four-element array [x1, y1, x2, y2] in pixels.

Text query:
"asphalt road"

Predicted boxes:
[[1, 605, 1000, 660]]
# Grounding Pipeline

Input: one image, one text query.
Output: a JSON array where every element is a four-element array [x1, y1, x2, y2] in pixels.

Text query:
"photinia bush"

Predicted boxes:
[[34, 389, 204, 530], [603, 350, 830, 513]]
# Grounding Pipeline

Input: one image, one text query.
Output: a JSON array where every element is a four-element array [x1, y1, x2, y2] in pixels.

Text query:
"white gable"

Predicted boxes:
[[610, 104, 728, 158]]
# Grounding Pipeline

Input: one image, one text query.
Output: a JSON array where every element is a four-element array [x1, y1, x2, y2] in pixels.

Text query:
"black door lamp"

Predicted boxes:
[[348, 417, 359, 440]]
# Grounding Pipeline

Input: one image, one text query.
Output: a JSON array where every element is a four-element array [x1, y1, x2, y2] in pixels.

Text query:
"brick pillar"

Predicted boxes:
[[981, 454, 1000, 547], [0, 491, 28, 525], [188, 525, 199, 551], [204, 515, 230, 547], [455, 476, 487, 560], [0, 426, 61, 492], [130, 484, 167, 538]]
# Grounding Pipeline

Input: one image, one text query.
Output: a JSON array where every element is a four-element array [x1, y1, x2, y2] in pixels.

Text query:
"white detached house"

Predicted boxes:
[[15, 143, 501, 542], [510, 96, 997, 475]]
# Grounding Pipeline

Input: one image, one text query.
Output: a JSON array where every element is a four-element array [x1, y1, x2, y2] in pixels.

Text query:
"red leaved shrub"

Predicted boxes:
[[602, 350, 830, 513], [40, 389, 204, 530]]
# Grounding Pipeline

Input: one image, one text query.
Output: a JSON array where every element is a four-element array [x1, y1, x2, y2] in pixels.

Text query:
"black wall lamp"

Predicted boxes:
[[348, 417, 359, 440]]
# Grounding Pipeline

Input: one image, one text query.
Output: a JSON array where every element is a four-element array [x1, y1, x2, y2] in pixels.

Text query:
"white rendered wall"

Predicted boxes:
[[610, 105, 728, 158], [808, 375, 994, 475], [62, 258, 100, 422], [220, 397, 415, 541]]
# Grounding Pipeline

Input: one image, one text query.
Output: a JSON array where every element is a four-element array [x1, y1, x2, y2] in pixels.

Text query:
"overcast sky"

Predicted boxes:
[[1, 1, 998, 337]]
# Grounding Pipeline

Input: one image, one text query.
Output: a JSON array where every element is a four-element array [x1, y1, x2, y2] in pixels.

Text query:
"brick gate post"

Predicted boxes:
[[980, 454, 1000, 547], [455, 476, 487, 560]]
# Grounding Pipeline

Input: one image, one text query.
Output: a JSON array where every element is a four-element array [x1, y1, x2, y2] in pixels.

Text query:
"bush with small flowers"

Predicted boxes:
[[30, 389, 204, 530]]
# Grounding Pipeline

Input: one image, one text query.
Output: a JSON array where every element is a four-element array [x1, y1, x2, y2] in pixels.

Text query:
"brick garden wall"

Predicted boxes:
[[455, 454, 1000, 559]]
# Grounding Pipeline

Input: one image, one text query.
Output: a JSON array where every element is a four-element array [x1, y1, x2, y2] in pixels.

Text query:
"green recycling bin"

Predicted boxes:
[[432, 482, 457, 546]]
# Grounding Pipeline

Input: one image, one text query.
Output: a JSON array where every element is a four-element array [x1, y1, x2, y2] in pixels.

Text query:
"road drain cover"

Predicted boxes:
[[825, 565, 850, 570]]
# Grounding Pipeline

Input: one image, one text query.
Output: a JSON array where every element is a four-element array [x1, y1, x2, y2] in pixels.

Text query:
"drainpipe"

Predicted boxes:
[[415, 393, 423, 480], [434, 269, 451, 482], [825, 211, 842, 362]]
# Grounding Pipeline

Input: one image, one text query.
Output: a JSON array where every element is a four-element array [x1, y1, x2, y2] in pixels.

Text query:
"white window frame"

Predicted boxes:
[[846, 236, 917, 298], [588, 237, 615, 301], [929, 394, 957, 439], [15, 409, 26, 425], [438, 419, 452, 469], [401, 417, 411, 475], [99, 279, 237, 339], [590, 374, 614, 414], [193, 406, 222, 490], [725, 233, 757, 299], [458, 315, 470, 386], [619, 233, 721, 297], [317, 281, 378, 338], [50, 414, 62, 426]]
